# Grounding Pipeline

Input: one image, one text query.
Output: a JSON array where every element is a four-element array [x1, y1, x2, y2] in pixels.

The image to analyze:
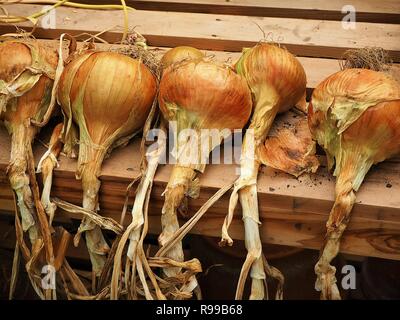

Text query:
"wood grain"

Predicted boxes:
[[1, 4, 400, 60], [52, 0, 400, 23]]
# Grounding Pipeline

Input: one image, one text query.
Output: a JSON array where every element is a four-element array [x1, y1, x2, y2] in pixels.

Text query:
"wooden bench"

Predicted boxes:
[[0, 1, 399, 261]]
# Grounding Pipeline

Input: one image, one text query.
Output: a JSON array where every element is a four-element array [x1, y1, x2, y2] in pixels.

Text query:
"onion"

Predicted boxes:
[[0, 39, 58, 299], [57, 49, 157, 281], [308, 62, 400, 299], [111, 47, 205, 300], [157, 59, 252, 293], [220, 43, 307, 300], [160, 46, 204, 71]]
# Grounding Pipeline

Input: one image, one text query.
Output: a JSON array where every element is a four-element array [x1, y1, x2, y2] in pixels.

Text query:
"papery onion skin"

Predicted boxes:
[[0, 41, 57, 81], [59, 51, 156, 145], [158, 60, 252, 279], [160, 46, 204, 71], [0, 42, 31, 82], [308, 68, 400, 300], [0, 40, 57, 117], [0, 41, 58, 299], [58, 50, 157, 276], [260, 111, 319, 178]]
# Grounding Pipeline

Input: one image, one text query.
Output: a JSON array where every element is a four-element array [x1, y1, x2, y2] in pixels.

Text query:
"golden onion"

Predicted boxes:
[[221, 43, 307, 300], [308, 67, 400, 299], [58, 50, 157, 277], [158, 60, 252, 288], [0, 40, 57, 244], [0, 40, 58, 299]]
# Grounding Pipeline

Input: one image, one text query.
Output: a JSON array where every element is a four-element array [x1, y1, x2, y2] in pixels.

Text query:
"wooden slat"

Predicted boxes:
[[147, 217, 400, 260], [0, 127, 399, 260], [90, 0, 400, 23], [2, 178, 400, 261], [2, 181, 400, 260], [2, 4, 400, 61]]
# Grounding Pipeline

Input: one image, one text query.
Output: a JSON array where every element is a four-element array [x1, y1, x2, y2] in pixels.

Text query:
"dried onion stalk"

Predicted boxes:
[[308, 53, 400, 299], [37, 122, 63, 226], [220, 43, 307, 300], [111, 120, 167, 300]]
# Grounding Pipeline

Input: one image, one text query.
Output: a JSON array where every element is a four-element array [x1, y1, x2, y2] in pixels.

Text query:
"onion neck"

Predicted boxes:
[[77, 141, 108, 210], [76, 140, 110, 276], [249, 86, 280, 147], [238, 88, 280, 180]]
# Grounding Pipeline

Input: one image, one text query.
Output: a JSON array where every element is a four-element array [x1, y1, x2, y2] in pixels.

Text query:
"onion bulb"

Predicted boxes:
[[308, 65, 400, 299], [112, 46, 206, 300], [0, 39, 58, 299], [221, 43, 307, 300], [160, 46, 204, 71], [57, 49, 157, 279], [158, 59, 252, 292]]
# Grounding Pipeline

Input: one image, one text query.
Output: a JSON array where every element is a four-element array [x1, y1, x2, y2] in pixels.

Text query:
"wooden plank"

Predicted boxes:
[[2, 173, 400, 229], [2, 179, 400, 261], [0, 127, 399, 260], [147, 216, 400, 260], [2, 4, 400, 61], [2, 186, 400, 260], [89, 0, 400, 23], [1, 126, 399, 212]]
